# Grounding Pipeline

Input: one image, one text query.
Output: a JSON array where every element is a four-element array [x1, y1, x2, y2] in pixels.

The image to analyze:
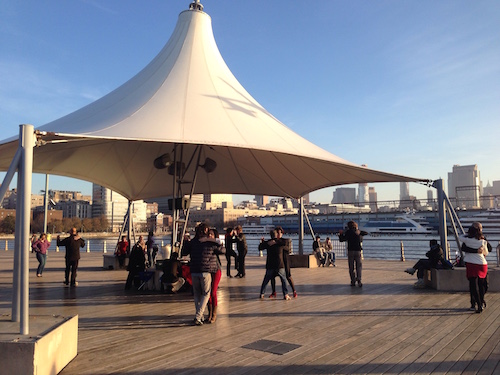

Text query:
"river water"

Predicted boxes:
[[15, 233, 499, 263]]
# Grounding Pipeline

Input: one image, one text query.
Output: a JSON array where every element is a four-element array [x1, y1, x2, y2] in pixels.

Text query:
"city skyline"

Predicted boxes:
[[1, 1, 499, 203]]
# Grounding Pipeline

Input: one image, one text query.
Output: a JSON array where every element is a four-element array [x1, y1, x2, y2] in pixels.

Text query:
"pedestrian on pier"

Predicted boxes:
[[32, 233, 51, 277], [258, 229, 290, 300], [232, 225, 248, 278], [224, 227, 238, 277], [460, 222, 490, 313], [57, 227, 85, 287], [338, 221, 368, 287]]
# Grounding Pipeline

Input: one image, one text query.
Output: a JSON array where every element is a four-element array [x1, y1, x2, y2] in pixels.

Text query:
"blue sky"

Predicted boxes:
[[1, 0, 499, 204]]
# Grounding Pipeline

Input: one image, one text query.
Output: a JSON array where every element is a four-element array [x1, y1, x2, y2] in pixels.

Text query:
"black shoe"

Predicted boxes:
[[358, 281, 363, 287], [475, 306, 483, 314], [351, 282, 356, 286], [228, 274, 233, 278]]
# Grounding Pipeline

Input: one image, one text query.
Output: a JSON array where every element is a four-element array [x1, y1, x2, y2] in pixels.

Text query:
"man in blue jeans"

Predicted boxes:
[[258, 229, 290, 300]]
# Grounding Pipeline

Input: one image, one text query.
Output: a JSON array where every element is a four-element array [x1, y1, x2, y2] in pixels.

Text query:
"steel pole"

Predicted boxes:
[[436, 179, 448, 260], [43, 174, 49, 234], [298, 197, 304, 255], [19, 124, 35, 334]]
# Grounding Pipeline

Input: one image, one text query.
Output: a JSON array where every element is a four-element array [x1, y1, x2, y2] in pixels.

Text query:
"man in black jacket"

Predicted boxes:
[[57, 227, 85, 286], [258, 229, 290, 300], [338, 221, 368, 287]]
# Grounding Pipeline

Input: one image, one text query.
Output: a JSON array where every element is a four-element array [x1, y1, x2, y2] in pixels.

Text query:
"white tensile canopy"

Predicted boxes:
[[0, 2, 428, 201]]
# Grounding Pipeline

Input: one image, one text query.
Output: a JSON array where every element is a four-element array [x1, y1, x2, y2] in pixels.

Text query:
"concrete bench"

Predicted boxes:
[[425, 267, 500, 292], [288, 254, 318, 268], [103, 254, 128, 270]]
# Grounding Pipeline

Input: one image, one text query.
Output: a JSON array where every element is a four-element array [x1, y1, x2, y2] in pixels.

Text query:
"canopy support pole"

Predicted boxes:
[[43, 174, 49, 234], [9, 124, 35, 334], [435, 179, 448, 260], [298, 198, 304, 255]]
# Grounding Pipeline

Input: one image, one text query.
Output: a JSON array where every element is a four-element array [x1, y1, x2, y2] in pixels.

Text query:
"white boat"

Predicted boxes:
[[458, 209, 500, 236], [360, 215, 434, 235], [241, 223, 275, 235]]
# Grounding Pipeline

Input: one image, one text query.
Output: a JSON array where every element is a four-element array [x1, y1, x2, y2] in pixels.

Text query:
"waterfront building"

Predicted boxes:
[[447, 164, 482, 209], [203, 193, 233, 209], [358, 183, 369, 208], [55, 200, 92, 219], [332, 187, 356, 204], [255, 195, 269, 207], [49, 190, 91, 203], [92, 184, 147, 231]]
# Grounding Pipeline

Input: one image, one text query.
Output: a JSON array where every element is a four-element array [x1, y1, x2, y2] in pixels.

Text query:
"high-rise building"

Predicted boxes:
[[358, 183, 369, 207], [368, 187, 377, 212], [255, 195, 269, 207], [400, 182, 410, 200], [92, 184, 147, 231], [332, 187, 356, 204], [447, 164, 482, 208]]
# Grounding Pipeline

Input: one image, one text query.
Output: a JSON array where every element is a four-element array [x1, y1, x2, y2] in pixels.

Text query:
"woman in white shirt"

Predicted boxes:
[[460, 222, 489, 313]]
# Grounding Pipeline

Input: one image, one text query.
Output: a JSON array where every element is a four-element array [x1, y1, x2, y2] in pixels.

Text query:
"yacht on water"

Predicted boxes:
[[359, 215, 435, 235], [241, 223, 275, 235]]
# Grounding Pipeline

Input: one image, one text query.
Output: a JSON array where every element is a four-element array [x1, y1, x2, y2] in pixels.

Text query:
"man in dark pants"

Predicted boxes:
[[338, 221, 368, 287], [224, 227, 238, 277], [57, 227, 85, 286], [233, 225, 248, 278]]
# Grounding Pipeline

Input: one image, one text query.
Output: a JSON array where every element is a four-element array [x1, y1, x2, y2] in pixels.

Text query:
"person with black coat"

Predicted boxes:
[[338, 221, 368, 287], [57, 227, 85, 286]]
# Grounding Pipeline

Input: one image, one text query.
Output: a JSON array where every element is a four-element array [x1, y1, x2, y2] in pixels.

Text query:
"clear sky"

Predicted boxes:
[[1, 0, 499, 204]]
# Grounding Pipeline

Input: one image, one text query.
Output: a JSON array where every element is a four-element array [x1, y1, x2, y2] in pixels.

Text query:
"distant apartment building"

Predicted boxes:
[[447, 164, 482, 209], [55, 200, 92, 219], [49, 190, 91, 203], [92, 184, 147, 231], [332, 187, 356, 204], [203, 194, 233, 209]]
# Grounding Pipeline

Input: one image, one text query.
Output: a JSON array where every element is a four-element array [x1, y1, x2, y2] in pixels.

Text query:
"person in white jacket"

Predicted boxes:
[[460, 222, 490, 313]]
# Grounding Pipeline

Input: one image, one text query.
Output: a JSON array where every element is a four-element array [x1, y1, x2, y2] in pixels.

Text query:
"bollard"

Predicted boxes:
[[400, 241, 405, 262], [259, 250, 263, 257], [87, 240, 90, 253], [5, 239, 8, 251], [56, 245, 59, 252], [103, 240, 107, 253]]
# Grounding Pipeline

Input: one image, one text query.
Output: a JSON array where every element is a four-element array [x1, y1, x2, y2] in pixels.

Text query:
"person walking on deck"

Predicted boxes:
[[57, 227, 85, 286], [32, 233, 51, 277], [338, 221, 367, 287]]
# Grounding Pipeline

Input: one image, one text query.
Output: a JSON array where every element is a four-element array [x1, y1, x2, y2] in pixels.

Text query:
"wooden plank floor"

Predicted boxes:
[[0, 251, 499, 375]]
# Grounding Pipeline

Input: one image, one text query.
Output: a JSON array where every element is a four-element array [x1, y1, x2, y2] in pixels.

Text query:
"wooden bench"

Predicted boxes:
[[425, 267, 500, 292], [103, 254, 128, 270]]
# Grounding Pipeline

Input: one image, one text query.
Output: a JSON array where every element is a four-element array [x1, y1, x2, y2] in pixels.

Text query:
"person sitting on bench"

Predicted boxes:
[[161, 252, 185, 293], [405, 239, 452, 288]]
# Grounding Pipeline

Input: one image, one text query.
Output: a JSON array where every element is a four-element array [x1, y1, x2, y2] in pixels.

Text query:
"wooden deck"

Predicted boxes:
[[0, 251, 499, 374]]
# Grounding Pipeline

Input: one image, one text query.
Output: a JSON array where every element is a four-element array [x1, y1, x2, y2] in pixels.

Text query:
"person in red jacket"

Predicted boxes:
[[115, 236, 129, 268]]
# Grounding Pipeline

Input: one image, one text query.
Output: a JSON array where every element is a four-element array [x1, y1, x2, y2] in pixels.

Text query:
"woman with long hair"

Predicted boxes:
[[207, 228, 224, 323], [460, 222, 489, 313], [33, 233, 51, 277]]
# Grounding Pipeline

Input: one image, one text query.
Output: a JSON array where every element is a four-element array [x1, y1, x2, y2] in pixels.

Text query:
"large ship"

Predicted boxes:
[[359, 215, 435, 235], [457, 209, 500, 236]]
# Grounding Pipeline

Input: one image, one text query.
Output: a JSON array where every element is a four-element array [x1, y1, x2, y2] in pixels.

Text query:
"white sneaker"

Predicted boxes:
[[405, 268, 416, 275], [413, 279, 425, 289]]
